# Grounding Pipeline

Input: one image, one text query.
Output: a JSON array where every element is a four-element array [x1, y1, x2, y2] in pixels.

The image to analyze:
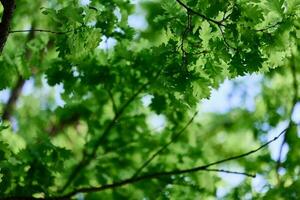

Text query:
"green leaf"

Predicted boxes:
[[150, 94, 167, 114]]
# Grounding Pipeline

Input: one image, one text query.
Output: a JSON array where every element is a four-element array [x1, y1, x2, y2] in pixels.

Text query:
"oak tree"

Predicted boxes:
[[0, 0, 299, 199]]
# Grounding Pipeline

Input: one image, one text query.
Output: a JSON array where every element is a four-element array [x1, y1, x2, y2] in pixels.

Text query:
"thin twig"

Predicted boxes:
[[9, 29, 72, 34], [255, 21, 282, 32], [1, 124, 288, 199], [58, 167, 254, 199], [217, 25, 237, 51], [204, 168, 256, 177], [176, 0, 234, 52], [175, 0, 225, 27], [59, 69, 164, 193], [179, 11, 192, 69], [132, 111, 198, 178], [1, 78, 25, 121], [107, 88, 118, 115], [0, 168, 253, 200], [1, 25, 36, 121], [53, 123, 289, 199], [276, 58, 299, 183], [9, 25, 84, 35], [221, 8, 233, 23], [88, 6, 98, 11], [0, 197, 45, 200]]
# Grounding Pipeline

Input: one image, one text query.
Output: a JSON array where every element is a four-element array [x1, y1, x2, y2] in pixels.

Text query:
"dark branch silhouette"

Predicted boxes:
[[175, 0, 236, 56], [47, 116, 80, 136], [59, 69, 164, 193], [0, 166, 254, 200], [0, 0, 15, 53], [204, 168, 255, 177], [0, 197, 45, 200], [1, 25, 36, 121], [1, 77, 25, 121], [132, 111, 198, 178], [175, 0, 225, 27], [9, 29, 70, 34], [107, 88, 118, 114], [255, 21, 282, 32], [276, 59, 299, 183], [48, 123, 289, 199], [217, 25, 237, 51], [9, 25, 84, 35]]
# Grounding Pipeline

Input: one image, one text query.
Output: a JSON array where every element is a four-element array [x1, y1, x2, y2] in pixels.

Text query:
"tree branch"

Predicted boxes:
[[47, 117, 80, 136], [1, 123, 289, 199], [1, 77, 25, 121], [1, 167, 253, 200], [175, 0, 235, 55], [0, 197, 45, 200], [276, 59, 299, 183], [204, 168, 256, 177], [54, 123, 289, 199], [1, 25, 36, 121], [132, 111, 198, 178], [59, 69, 163, 193], [217, 24, 237, 51], [255, 21, 282, 32], [58, 167, 255, 199], [9, 25, 84, 35], [0, 0, 15, 53], [175, 0, 225, 27], [9, 29, 70, 34], [178, 11, 192, 70], [106, 88, 118, 115]]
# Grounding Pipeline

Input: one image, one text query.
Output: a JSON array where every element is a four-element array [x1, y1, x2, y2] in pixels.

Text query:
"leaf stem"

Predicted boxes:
[[131, 111, 198, 178]]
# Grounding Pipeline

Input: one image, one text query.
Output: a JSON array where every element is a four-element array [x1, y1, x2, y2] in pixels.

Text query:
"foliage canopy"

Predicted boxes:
[[0, 0, 299, 199]]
